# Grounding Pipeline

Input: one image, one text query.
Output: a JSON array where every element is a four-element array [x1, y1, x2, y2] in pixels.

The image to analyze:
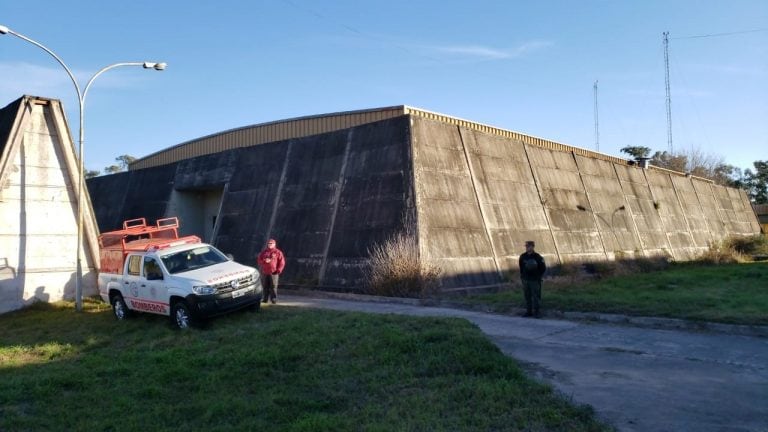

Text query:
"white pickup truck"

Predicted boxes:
[[98, 217, 262, 328]]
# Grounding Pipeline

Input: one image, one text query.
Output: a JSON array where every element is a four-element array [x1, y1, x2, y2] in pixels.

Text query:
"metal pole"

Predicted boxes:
[[593, 80, 599, 152], [76, 62, 157, 311], [663, 31, 673, 153], [1, 24, 165, 312]]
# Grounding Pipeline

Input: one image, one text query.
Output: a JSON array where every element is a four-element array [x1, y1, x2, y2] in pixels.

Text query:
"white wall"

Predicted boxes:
[[0, 101, 97, 313]]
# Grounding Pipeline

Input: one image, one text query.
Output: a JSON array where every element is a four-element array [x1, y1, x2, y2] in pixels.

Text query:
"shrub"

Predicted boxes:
[[725, 234, 768, 256], [699, 239, 745, 264], [364, 233, 441, 298]]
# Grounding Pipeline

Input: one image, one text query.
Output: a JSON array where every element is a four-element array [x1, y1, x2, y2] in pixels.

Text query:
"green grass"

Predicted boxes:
[[0, 300, 609, 432], [464, 262, 768, 325]]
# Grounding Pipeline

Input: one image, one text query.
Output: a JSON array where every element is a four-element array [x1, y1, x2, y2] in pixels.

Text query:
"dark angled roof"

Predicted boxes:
[[0, 96, 24, 157]]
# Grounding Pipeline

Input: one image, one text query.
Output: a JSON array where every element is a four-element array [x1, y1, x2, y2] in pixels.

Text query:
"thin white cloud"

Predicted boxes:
[[0, 61, 150, 105], [432, 40, 554, 61], [0, 61, 71, 95], [437, 45, 513, 59]]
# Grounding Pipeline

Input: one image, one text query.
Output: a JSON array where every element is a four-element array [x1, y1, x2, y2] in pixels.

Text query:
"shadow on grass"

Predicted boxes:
[[0, 301, 610, 432]]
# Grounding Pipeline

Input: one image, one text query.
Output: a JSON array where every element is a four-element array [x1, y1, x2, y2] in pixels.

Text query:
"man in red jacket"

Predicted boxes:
[[257, 239, 285, 304]]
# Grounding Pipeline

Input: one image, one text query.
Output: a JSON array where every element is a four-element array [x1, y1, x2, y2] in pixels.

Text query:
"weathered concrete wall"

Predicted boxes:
[[411, 117, 503, 289], [574, 155, 642, 259], [216, 116, 415, 287], [527, 145, 608, 263], [670, 175, 712, 253], [88, 113, 760, 292], [463, 129, 556, 279], [86, 171, 132, 232], [89, 116, 415, 289], [0, 99, 98, 313], [410, 116, 760, 289], [88, 163, 178, 232]]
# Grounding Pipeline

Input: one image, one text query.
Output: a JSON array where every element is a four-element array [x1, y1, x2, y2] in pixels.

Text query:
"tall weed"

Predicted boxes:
[[364, 233, 441, 298]]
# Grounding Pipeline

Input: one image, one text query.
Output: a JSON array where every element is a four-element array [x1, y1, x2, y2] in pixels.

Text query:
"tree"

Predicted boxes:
[[103, 154, 137, 175], [648, 147, 743, 187], [103, 165, 122, 174], [709, 164, 742, 188], [650, 150, 687, 173], [115, 154, 137, 170], [743, 160, 768, 204], [620, 146, 651, 159], [84, 169, 101, 179]]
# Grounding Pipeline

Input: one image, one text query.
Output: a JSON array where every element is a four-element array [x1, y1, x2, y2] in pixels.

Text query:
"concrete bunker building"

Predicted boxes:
[[0, 96, 99, 313], [87, 106, 761, 291]]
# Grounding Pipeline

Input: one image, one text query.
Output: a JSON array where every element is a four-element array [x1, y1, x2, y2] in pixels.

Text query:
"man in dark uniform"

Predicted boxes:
[[519, 240, 546, 318]]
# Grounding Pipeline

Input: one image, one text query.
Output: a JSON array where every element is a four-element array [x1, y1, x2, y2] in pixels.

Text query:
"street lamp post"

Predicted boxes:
[[0, 24, 166, 311]]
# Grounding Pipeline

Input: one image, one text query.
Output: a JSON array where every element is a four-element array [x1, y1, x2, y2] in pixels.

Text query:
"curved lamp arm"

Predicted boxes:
[[0, 24, 82, 102]]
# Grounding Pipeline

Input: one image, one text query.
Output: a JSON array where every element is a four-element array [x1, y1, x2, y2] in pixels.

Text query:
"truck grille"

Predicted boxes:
[[213, 273, 256, 293]]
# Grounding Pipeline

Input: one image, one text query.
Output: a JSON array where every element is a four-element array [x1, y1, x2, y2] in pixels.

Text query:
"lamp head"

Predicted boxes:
[[0, 25, 10, 35], [142, 62, 167, 71]]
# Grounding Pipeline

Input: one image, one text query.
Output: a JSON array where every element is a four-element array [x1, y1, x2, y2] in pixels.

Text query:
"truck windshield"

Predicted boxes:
[[161, 246, 228, 274]]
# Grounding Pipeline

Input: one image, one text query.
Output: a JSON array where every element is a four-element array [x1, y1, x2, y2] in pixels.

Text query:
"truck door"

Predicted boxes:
[[140, 257, 170, 315], [123, 255, 143, 307]]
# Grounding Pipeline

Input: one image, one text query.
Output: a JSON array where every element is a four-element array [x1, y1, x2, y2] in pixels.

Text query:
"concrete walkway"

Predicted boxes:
[[278, 294, 768, 432]]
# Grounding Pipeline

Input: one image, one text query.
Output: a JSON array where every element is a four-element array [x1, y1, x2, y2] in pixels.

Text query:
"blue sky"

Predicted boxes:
[[2, 1, 766, 173]]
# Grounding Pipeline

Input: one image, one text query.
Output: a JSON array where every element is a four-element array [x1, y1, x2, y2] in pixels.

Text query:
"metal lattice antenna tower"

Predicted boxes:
[[593, 80, 599, 152], [663, 31, 673, 153]]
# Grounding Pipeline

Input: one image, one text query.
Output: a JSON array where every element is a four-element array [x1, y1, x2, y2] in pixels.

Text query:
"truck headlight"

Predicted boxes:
[[192, 285, 216, 295]]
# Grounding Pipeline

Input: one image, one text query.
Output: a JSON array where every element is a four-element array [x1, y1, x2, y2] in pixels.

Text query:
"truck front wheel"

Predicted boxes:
[[111, 293, 131, 321], [171, 300, 194, 329]]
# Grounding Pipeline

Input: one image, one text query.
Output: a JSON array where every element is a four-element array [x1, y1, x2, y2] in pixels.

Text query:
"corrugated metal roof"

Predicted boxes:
[[130, 106, 409, 170], [128, 104, 707, 182]]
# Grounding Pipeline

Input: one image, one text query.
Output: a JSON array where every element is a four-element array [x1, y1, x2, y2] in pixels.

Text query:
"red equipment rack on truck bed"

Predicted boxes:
[[98, 217, 201, 274]]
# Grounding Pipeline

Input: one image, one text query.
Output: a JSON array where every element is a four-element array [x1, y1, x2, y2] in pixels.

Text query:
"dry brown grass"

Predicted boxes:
[[549, 236, 766, 282], [548, 256, 672, 288], [699, 239, 746, 264], [364, 233, 441, 298]]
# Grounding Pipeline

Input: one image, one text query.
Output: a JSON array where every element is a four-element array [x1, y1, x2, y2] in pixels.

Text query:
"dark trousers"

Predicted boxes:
[[262, 274, 279, 302], [522, 279, 542, 313]]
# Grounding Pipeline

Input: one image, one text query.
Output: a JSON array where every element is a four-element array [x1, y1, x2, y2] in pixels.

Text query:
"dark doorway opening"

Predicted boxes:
[[166, 186, 225, 243]]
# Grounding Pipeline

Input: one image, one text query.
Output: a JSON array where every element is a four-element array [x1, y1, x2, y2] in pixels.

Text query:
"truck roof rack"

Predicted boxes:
[[99, 217, 201, 252], [98, 217, 202, 275]]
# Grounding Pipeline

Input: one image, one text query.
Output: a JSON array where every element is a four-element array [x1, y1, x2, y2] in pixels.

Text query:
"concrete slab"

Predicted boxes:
[[277, 294, 768, 432]]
